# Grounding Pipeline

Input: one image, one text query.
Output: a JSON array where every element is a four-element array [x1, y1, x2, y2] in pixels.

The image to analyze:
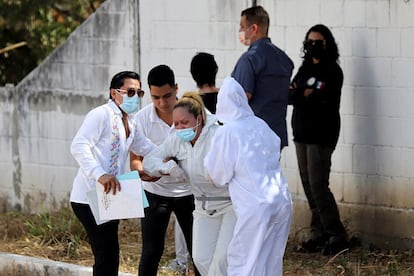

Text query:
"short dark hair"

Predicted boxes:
[[303, 24, 340, 64], [147, 65, 175, 88], [109, 71, 141, 99], [241, 5, 269, 34], [190, 52, 218, 88]]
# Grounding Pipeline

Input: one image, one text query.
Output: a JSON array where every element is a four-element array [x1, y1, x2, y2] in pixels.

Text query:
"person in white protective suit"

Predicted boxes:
[[143, 92, 237, 276], [204, 77, 293, 276]]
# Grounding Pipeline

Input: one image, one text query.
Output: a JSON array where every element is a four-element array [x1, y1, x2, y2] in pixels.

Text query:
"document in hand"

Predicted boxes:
[[87, 170, 148, 225]]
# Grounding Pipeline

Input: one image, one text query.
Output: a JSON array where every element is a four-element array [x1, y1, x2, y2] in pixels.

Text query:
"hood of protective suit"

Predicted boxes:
[[216, 77, 254, 123]]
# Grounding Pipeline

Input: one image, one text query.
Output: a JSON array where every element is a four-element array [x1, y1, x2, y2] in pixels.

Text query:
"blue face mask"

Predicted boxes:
[[176, 120, 200, 142], [119, 94, 140, 114]]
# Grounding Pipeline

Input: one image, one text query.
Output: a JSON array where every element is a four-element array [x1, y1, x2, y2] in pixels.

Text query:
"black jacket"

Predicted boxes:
[[289, 61, 343, 147]]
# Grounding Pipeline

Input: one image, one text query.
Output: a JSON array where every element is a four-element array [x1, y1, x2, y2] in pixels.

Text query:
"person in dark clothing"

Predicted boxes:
[[232, 5, 294, 150], [190, 52, 219, 114], [289, 24, 348, 255]]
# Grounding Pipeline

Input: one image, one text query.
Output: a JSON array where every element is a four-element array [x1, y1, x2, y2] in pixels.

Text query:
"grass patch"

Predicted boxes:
[[24, 206, 87, 259], [0, 207, 413, 275]]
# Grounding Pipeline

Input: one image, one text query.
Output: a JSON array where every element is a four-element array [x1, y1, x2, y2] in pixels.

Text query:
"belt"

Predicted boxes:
[[195, 195, 231, 213]]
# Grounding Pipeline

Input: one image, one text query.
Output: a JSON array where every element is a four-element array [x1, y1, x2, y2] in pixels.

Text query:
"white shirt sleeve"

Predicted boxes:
[[142, 135, 178, 177], [204, 128, 237, 186], [70, 108, 107, 181], [131, 126, 155, 157]]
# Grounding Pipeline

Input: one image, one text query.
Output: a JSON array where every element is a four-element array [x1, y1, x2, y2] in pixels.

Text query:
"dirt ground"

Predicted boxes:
[[0, 210, 413, 275]]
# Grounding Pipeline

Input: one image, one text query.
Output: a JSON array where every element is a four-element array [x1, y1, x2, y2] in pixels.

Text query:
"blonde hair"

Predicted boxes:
[[174, 92, 206, 125]]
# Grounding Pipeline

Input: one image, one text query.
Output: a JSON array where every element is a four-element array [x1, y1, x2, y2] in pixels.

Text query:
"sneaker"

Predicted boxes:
[[322, 237, 349, 256], [160, 258, 187, 274]]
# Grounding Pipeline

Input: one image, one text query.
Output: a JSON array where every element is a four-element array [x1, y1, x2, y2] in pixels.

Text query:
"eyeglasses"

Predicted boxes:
[[115, 88, 145, 98]]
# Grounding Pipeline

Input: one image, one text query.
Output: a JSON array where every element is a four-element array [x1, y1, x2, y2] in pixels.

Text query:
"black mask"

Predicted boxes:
[[304, 40, 325, 59]]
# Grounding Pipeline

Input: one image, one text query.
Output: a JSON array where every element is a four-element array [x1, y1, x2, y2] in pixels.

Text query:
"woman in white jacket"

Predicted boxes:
[[143, 92, 236, 276]]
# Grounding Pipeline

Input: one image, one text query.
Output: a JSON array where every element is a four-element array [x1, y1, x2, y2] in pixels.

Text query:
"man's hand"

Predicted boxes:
[[98, 174, 121, 195]]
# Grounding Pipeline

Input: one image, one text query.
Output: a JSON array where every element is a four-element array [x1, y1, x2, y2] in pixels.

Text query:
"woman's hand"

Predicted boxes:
[[139, 171, 161, 182]]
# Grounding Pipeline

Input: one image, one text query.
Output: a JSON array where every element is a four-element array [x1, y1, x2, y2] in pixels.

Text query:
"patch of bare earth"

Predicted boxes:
[[0, 210, 413, 275]]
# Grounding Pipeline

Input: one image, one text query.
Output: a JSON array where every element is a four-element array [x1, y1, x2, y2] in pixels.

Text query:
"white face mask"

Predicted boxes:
[[238, 26, 252, 46], [176, 120, 201, 142]]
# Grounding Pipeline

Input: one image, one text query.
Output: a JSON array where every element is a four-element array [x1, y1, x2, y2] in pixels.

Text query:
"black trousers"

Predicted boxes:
[[294, 142, 346, 239], [71, 202, 119, 276], [138, 191, 200, 276]]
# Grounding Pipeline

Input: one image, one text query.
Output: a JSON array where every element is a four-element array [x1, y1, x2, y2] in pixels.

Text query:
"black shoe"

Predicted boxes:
[[322, 237, 349, 256], [301, 235, 328, 253]]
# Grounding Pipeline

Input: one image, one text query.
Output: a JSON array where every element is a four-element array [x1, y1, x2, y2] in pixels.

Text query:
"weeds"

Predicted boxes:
[[1, 208, 413, 275], [24, 206, 87, 258]]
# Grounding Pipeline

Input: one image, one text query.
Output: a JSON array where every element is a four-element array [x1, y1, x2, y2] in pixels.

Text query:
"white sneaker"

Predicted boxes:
[[160, 258, 188, 275]]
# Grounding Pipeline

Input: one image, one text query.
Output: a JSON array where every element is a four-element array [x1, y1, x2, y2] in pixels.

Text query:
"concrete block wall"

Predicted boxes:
[[1, 0, 414, 248], [139, 0, 414, 248]]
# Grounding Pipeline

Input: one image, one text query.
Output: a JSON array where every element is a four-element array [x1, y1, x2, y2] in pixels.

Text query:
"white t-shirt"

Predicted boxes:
[[70, 100, 154, 204], [135, 103, 192, 197]]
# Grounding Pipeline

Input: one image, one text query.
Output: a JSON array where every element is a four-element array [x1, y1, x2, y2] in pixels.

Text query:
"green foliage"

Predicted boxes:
[[24, 206, 87, 258], [0, 0, 105, 85]]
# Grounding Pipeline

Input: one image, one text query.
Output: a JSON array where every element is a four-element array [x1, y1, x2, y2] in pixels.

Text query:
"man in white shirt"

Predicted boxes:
[[70, 71, 153, 276], [130, 65, 199, 276]]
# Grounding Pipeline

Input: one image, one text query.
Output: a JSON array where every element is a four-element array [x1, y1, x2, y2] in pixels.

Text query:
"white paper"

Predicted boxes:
[[87, 171, 145, 225], [87, 189, 109, 225]]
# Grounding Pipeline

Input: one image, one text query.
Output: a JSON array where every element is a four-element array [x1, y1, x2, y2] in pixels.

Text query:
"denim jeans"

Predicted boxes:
[[294, 142, 346, 240]]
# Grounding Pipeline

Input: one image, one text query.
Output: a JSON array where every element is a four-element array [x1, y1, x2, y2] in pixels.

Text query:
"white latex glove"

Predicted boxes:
[[169, 165, 188, 182], [158, 160, 178, 175]]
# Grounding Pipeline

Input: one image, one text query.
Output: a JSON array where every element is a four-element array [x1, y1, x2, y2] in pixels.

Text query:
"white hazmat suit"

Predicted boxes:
[[204, 77, 292, 276]]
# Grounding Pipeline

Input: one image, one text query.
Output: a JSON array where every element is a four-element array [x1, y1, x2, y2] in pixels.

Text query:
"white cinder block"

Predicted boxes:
[[353, 145, 377, 175], [295, 0, 321, 26], [392, 59, 414, 88], [377, 28, 401, 58], [343, 173, 368, 204], [340, 85, 354, 115], [366, 0, 391, 28], [392, 177, 414, 208], [343, 0, 366, 27], [354, 87, 376, 117], [351, 58, 392, 87], [351, 29, 377, 57], [217, 23, 238, 50], [330, 172, 344, 202], [284, 168, 301, 195], [283, 26, 308, 61], [401, 29, 414, 58], [320, 0, 344, 27], [375, 147, 414, 178], [398, 119, 414, 148], [391, 0, 414, 27], [274, 0, 298, 26], [332, 144, 353, 173], [366, 175, 393, 206], [375, 88, 404, 118], [336, 28, 353, 58]]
